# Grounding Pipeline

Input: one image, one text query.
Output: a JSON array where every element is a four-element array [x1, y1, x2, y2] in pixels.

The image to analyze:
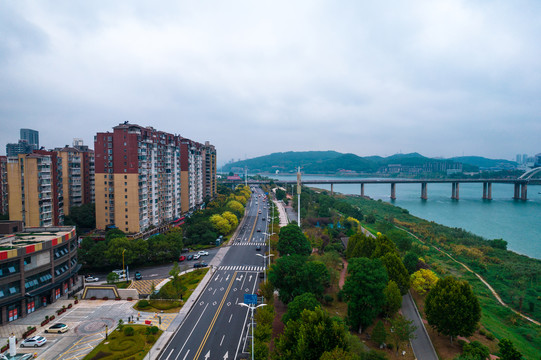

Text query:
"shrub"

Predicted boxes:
[[146, 335, 155, 344], [103, 296, 109, 301], [138, 300, 150, 308], [91, 296, 96, 300], [123, 326, 135, 336], [127, 297, 133, 301], [485, 332, 495, 341], [323, 294, 334, 304], [50, 315, 55, 320]]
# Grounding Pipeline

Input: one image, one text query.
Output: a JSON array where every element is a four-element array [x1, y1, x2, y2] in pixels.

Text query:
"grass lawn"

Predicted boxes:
[[134, 268, 209, 313], [84, 324, 162, 360]]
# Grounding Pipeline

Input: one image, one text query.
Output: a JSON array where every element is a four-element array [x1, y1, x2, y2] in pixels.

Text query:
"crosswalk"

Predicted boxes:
[[217, 265, 266, 271], [232, 242, 266, 246]]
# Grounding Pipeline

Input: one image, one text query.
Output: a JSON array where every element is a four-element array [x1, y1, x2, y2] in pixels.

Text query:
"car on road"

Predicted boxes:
[[85, 276, 99, 282], [179, 255, 186, 262], [258, 210, 262, 214], [135, 271, 142, 280], [257, 228, 261, 232], [193, 254, 201, 260], [197, 251, 209, 256], [193, 262, 208, 268], [259, 272, 264, 279], [187, 254, 194, 261], [20, 336, 47, 347], [256, 245, 261, 251], [45, 323, 69, 333], [261, 218, 265, 221]]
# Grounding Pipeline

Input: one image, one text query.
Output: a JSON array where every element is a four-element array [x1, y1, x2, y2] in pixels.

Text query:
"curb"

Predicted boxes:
[[406, 290, 438, 360]]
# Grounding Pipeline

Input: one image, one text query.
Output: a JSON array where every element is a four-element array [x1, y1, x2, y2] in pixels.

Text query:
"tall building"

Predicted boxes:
[[0, 225, 80, 324], [7, 151, 64, 227], [516, 154, 522, 164], [202, 141, 217, 200], [94, 123, 216, 234], [72, 139, 96, 205], [0, 156, 7, 215], [20, 128, 39, 150], [6, 140, 33, 157]]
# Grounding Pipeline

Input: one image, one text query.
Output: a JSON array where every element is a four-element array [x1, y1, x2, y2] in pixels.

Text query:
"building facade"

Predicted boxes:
[[7, 151, 64, 227], [20, 129, 39, 151], [94, 123, 216, 234], [202, 141, 217, 200], [6, 140, 34, 157], [0, 225, 79, 324], [0, 156, 7, 215]]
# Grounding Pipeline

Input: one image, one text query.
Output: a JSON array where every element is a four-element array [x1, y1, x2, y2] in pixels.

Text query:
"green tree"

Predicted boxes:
[[425, 276, 481, 343], [226, 200, 244, 215], [319, 348, 356, 360], [277, 223, 311, 256], [268, 255, 307, 303], [389, 315, 417, 355], [209, 214, 231, 235], [383, 280, 402, 318], [411, 269, 438, 295], [275, 188, 286, 201], [373, 234, 399, 259], [105, 228, 125, 242], [386, 229, 412, 252], [301, 260, 331, 299], [403, 252, 419, 275], [380, 252, 410, 295], [498, 338, 524, 360], [459, 340, 490, 360], [274, 307, 350, 360], [371, 320, 387, 348], [107, 272, 119, 283], [283, 292, 320, 324], [64, 203, 96, 229], [168, 262, 187, 299], [342, 257, 388, 333]]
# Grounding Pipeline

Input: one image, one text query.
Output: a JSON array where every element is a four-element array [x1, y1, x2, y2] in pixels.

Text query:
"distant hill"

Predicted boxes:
[[223, 151, 485, 174], [450, 156, 517, 169]]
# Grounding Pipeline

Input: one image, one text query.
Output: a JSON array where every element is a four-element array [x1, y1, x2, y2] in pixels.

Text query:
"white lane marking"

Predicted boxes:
[[165, 348, 175, 360], [181, 349, 190, 360], [220, 335, 225, 346], [229, 314, 233, 323], [174, 303, 209, 360]]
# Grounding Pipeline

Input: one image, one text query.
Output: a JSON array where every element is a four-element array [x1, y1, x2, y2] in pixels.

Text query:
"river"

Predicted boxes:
[[268, 174, 541, 259]]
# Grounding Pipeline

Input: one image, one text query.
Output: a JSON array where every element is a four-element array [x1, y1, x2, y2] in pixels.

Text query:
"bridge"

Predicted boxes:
[[223, 176, 541, 201]]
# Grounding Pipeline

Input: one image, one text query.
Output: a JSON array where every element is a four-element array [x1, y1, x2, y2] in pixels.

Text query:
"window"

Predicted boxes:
[[125, 221, 128, 225], [124, 175, 127, 179], [125, 182, 127, 185], [125, 195, 127, 199]]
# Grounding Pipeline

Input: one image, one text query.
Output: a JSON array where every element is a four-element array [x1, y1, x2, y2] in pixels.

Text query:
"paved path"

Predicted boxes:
[[401, 293, 438, 360]]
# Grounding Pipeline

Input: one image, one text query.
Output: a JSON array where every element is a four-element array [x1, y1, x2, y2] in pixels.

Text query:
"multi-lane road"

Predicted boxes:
[[158, 187, 271, 360]]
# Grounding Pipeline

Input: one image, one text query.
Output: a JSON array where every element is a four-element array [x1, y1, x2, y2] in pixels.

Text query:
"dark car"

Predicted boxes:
[[193, 262, 208, 268], [134, 271, 142, 280], [179, 255, 186, 262], [257, 228, 261, 232], [187, 254, 194, 261], [256, 245, 261, 251]]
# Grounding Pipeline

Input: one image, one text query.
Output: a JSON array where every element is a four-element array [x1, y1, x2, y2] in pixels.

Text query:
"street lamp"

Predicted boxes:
[[256, 253, 274, 283], [239, 302, 266, 360], [263, 232, 275, 267]]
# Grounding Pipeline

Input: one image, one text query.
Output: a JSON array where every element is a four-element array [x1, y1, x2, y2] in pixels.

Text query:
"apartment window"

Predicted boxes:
[[104, 181, 107, 185], [125, 182, 127, 185], [125, 195, 127, 199], [125, 208, 128, 212], [125, 221, 128, 225], [125, 215, 128, 218], [125, 188, 127, 192], [105, 207, 108, 210], [124, 175, 127, 179], [125, 202, 128, 206]]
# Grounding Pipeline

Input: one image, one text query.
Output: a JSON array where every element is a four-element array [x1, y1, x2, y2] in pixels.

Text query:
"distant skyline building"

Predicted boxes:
[[6, 140, 33, 157], [0, 156, 7, 215], [20, 128, 39, 150]]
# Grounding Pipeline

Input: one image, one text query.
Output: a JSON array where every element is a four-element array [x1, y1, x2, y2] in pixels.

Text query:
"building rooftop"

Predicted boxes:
[[0, 227, 75, 251]]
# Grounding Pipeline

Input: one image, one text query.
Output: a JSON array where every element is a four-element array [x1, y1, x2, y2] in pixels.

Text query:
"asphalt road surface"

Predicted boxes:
[[158, 187, 270, 360]]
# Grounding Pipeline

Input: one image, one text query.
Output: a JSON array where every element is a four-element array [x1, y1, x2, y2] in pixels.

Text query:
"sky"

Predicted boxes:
[[1, 1, 540, 167]]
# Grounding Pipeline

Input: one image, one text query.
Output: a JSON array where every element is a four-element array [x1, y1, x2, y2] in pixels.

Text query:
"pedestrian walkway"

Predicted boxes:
[[217, 265, 265, 271], [273, 200, 289, 227], [128, 278, 167, 295], [231, 241, 266, 246]]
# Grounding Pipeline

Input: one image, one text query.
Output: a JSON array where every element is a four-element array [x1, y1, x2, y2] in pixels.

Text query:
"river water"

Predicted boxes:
[[269, 174, 541, 259]]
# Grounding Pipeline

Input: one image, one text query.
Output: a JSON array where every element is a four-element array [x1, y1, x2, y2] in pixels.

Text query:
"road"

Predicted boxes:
[[158, 187, 270, 360]]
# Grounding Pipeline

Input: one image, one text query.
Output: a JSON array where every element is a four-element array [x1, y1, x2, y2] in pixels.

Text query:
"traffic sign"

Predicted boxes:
[[244, 294, 257, 305]]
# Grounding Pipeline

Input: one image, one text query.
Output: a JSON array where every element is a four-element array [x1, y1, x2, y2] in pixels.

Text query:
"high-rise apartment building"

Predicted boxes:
[[20, 129, 39, 150], [94, 123, 216, 234], [7, 151, 64, 227], [202, 141, 217, 200], [6, 140, 34, 157], [0, 156, 8, 215], [72, 139, 96, 205]]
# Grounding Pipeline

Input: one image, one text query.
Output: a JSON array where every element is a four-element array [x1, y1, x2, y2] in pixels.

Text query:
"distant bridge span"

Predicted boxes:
[[223, 177, 541, 201]]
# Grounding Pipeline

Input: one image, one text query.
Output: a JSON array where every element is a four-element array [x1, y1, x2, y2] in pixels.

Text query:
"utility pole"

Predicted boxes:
[[297, 166, 301, 226]]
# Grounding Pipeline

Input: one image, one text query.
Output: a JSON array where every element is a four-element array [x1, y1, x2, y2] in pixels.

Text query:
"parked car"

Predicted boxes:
[[179, 255, 186, 262], [134, 271, 142, 280], [193, 254, 201, 260], [85, 276, 99, 282], [193, 262, 208, 268], [198, 251, 209, 256], [187, 254, 194, 261], [20, 336, 47, 347], [45, 323, 69, 333]]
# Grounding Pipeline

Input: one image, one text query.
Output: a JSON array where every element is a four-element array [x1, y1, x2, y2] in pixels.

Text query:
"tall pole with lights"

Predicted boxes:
[[239, 303, 267, 360], [297, 166, 301, 225]]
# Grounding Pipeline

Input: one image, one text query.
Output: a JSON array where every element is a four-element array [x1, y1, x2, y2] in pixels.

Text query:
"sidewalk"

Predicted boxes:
[[273, 200, 289, 227]]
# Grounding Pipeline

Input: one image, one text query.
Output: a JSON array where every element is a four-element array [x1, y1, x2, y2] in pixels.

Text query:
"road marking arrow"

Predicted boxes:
[[226, 274, 230, 281], [204, 350, 211, 360], [224, 351, 229, 359], [249, 275, 252, 282], [237, 275, 244, 281]]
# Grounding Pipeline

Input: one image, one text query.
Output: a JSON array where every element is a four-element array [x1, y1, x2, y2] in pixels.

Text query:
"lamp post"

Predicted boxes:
[[256, 253, 274, 283], [239, 302, 266, 360]]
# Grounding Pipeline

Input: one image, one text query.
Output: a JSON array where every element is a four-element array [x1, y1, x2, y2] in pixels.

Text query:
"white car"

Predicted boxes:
[[85, 276, 99, 282], [20, 336, 47, 347], [193, 254, 201, 260], [198, 251, 209, 256]]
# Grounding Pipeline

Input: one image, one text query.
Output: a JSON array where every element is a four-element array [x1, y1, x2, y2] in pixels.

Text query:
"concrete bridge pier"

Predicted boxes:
[[421, 182, 427, 200], [482, 182, 492, 200], [360, 183, 365, 197], [451, 182, 460, 200], [521, 183, 527, 201], [331, 183, 334, 196], [390, 183, 396, 200], [513, 183, 528, 200]]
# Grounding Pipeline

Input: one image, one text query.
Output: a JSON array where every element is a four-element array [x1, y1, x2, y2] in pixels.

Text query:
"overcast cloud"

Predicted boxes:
[[1, 0, 540, 166]]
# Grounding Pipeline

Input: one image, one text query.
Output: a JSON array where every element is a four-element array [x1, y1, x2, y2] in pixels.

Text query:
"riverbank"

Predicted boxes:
[[337, 194, 540, 358]]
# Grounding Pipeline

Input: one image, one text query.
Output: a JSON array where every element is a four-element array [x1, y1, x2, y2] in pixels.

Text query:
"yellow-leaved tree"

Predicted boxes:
[[209, 214, 231, 235], [411, 269, 438, 295], [222, 211, 239, 229]]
